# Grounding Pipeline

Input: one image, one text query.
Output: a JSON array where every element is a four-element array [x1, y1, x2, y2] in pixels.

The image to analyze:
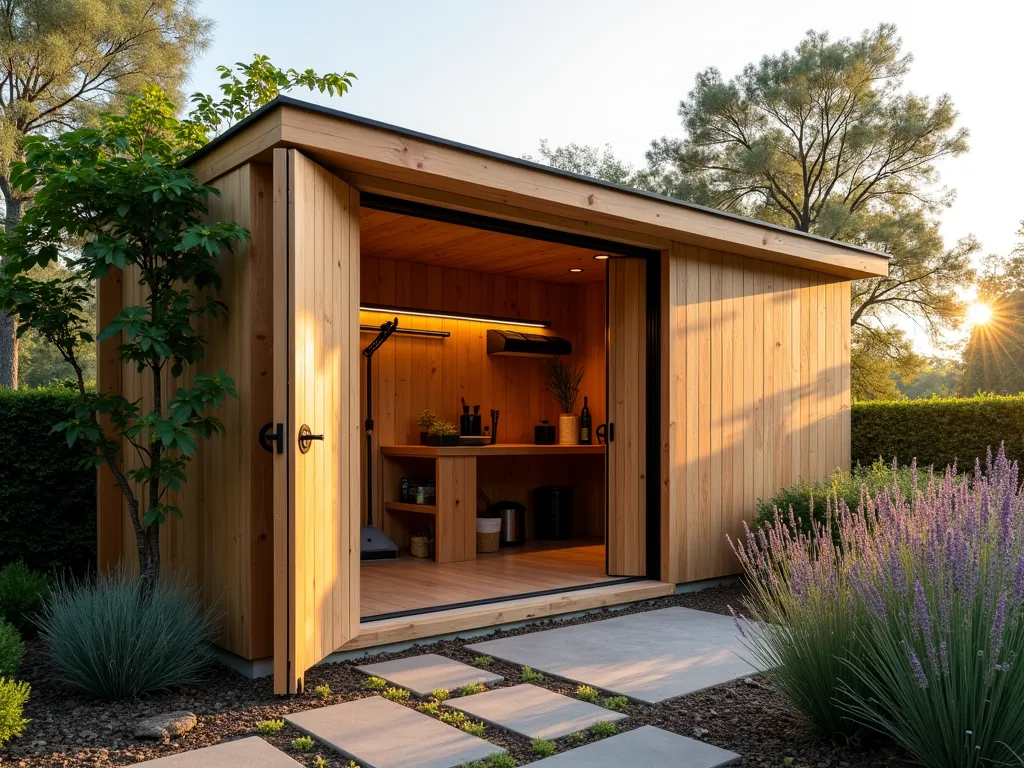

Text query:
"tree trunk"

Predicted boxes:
[[139, 524, 161, 597], [0, 181, 23, 388]]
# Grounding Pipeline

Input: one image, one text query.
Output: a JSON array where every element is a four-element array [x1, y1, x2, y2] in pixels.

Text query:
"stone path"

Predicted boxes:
[[284, 696, 504, 768], [356, 652, 502, 697], [447, 683, 626, 740], [138, 737, 303, 766], [529, 725, 740, 767], [468, 607, 758, 703]]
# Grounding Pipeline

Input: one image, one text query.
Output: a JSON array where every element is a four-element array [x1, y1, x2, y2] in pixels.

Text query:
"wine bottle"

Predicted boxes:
[[579, 396, 592, 445]]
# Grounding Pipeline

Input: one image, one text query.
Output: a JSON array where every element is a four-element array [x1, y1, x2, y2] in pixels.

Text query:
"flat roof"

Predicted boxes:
[[186, 95, 889, 274]]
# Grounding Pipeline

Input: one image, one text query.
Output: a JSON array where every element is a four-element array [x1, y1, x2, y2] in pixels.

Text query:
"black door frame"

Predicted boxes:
[[360, 194, 664, 594]]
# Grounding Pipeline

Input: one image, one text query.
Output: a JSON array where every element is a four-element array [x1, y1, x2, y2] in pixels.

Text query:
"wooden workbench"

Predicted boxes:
[[380, 443, 606, 563]]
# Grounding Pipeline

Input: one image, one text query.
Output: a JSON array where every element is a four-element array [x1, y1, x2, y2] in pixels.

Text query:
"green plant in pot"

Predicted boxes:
[[417, 409, 438, 445], [546, 359, 583, 446], [427, 420, 459, 446]]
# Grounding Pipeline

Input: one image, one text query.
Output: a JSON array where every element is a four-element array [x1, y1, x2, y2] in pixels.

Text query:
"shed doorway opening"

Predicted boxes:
[[357, 196, 651, 620]]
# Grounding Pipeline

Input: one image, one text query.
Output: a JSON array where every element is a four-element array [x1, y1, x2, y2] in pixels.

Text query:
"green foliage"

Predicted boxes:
[[851, 325, 924, 401], [0, 88, 249, 590], [256, 719, 284, 734], [600, 695, 629, 713], [531, 737, 558, 757], [0, 621, 23, 678], [470, 655, 493, 669], [417, 700, 441, 717], [461, 719, 486, 737], [382, 686, 410, 703], [362, 675, 387, 690], [454, 682, 486, 697], [458, 754, 517, 768], [290, 736, 315, 751], [430, 687, 450, 701], [521, 666, 543, 682], [961, 292, 1024, 396], [546, 359, 583, 414], [0, 678, 30, 747], [568, 731, 585, 744], [439, 709, 466, 727], [417, 409, 438, 429], [313, 756, 328, 768], [588, 720, 617, 738], [188, 54, 355, 137], [850, 395, 1024, 469], [898, 357, 962, 400], [0, 562, 50, 633], [313, 683, 330, 700], [36, 570, 215, 700], [0, 389, 95, 575], [528, 140, 641, 187], [428, 420, 458, 437], [754, 460, 927, 537], [575, 684, 599, 703]]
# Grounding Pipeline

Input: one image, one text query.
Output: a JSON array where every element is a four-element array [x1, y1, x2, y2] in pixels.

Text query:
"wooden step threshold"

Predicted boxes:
[[339, 579, 675, 652]]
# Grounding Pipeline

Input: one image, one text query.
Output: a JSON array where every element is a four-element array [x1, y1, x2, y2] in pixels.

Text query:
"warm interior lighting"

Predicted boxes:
[[359, 303, 549, 328], [967, 302, 993, 326], [593, 254, 610, 260], [568, 268, 583, 273]]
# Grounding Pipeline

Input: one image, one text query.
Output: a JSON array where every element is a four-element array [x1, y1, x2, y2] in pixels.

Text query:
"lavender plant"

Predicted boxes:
[[733, 446, 1024, 767]]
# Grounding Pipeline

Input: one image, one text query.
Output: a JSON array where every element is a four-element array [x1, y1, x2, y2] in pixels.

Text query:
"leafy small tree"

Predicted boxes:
[[0, 56, 356, 591], [0, 93, 246, 592]]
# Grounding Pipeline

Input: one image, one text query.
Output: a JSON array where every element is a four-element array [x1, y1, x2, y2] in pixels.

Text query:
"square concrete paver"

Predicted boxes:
[[139, 737, 302, 766], [467, 607, 758, 703], [530, 725, 739, 767], [447, 683, 626, 740], [284, 696, 504, 768], [357, 653, 502, 697]]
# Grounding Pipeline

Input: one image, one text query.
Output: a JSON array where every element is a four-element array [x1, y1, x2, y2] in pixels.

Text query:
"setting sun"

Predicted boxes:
[[967, 302, 994, 326]]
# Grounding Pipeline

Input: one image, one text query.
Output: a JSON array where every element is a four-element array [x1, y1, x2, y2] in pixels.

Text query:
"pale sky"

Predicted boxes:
[[191, 0, 1021, 351]]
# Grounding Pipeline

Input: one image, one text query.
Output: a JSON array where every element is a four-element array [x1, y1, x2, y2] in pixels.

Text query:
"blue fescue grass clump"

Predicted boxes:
[[733, 445, 1024, 767], [36, 570, 215, 700]]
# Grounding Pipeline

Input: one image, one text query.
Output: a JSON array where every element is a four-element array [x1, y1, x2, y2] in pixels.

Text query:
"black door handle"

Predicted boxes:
[[259, 422, 284, 454]]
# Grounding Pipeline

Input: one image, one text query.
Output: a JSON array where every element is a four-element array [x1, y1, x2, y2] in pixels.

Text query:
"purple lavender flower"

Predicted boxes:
[[906, 643, 928, 688], [990, 591, 1007, 669]]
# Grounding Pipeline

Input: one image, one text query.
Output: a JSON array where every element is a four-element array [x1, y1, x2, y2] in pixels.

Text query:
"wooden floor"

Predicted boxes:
[[360, 540, 621, 618]]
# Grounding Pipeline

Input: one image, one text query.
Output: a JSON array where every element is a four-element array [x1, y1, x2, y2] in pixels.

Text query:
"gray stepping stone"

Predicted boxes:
[[468, 607, 758, 703], [357, 653, 502, 697], [448, 683, 626, 740], [530, 725, 739, 767], [284, 696, 504, 768], [139, 737, 302, 766]]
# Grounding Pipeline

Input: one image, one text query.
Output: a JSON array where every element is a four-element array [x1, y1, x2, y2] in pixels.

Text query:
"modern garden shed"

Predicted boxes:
[[94, 96, 888, 694]]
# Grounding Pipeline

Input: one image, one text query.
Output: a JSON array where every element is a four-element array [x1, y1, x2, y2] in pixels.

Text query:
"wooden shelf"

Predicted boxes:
[[381, 443, 606, 458], [384, 501, 438, 516]]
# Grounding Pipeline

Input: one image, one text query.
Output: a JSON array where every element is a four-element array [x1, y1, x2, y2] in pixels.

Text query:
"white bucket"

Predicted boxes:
[[477, 517, 502, 534]]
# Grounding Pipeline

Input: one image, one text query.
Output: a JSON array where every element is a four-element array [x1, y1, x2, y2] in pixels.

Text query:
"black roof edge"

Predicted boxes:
[[185, 94, 890, 263]]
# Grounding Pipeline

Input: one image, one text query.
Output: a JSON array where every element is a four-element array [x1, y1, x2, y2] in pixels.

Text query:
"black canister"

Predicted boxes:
[[534, 420, 556, 445], [534, 486, 574, 540]]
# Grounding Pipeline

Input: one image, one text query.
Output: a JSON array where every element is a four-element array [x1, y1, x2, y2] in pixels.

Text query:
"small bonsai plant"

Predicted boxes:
[[546, 359, 583, 415], [427, 420, 459, 446], [417, 409, 438, 443]]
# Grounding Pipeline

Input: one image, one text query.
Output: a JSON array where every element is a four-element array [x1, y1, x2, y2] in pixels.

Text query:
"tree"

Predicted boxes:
[[537, 25, 976, 396], [0, 59, 356, 591], [897, 356, 961, 399], [527, 140, 640, 187], [961, 224, 1024, 395], [0, 0, 213, 388]]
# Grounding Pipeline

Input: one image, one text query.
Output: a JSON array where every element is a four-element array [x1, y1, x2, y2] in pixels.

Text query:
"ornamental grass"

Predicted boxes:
[[732, 446, 1024, 768]]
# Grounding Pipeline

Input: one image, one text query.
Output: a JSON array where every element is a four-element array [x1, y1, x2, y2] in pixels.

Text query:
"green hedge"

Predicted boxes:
[[0, 388, 95, 575], [851, 394, 1024, 470]]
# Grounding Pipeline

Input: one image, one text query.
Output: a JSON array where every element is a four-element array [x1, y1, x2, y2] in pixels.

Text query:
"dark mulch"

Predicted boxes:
[[1, 583, 907, 767]]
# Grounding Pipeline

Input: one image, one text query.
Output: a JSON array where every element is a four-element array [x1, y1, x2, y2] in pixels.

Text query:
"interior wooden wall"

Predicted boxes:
[[96, 162, 275, 660], [660, 243, 852, 584], [359, 255, 606, 534]]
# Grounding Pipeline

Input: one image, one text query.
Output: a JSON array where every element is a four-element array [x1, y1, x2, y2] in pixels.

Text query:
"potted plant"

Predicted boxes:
[[417, 409, 438, 445], [426, 420, 460, 446], [546, 359, 584, 446]]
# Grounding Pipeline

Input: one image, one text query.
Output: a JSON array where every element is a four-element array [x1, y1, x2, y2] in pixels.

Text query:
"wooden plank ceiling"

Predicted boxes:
[[360, 208, 606, 283]]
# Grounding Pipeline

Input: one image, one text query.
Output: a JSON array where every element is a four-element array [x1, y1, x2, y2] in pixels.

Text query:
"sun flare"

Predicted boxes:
[[967, 302, 993, 326]]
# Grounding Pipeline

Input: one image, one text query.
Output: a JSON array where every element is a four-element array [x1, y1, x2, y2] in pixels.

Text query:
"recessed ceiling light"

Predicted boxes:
[[568, 268, 583, 273], [593, 254, 610, 260]]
